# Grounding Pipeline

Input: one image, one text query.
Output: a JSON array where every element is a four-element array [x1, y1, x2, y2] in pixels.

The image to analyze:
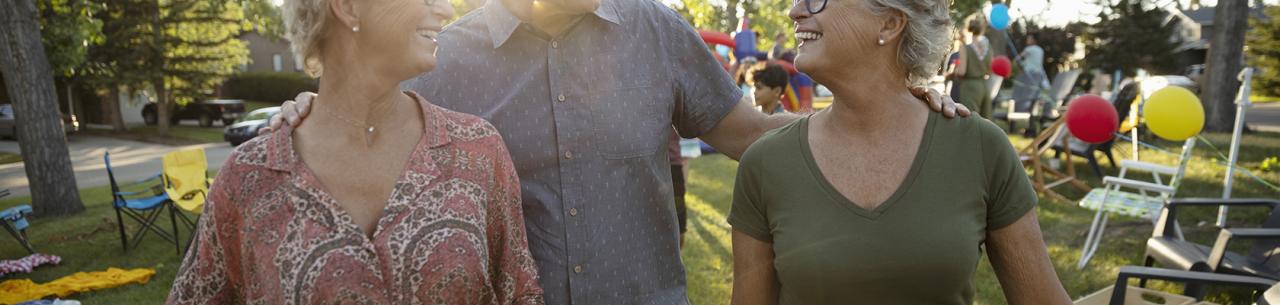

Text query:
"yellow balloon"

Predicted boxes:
[[1143, 86, 1204, 141]]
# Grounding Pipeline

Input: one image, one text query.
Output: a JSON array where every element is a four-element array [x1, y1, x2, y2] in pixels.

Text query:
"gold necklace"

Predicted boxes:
[[316, 99, 399, 147]]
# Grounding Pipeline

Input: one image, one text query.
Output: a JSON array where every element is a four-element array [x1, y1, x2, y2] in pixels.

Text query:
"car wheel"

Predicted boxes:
[[198, 114, 213, 127], [143, 110, 157, 126], [229, 140, 242, 146]]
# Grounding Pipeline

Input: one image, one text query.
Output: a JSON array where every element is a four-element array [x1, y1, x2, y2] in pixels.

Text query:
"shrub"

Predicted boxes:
[[222, 71, 317, 102]]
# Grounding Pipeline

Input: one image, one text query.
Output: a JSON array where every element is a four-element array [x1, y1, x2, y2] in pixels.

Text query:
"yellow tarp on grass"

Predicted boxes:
[[0, 267, 155, 305]]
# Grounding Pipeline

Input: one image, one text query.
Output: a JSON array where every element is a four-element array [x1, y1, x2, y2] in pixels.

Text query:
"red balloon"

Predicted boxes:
[[1065, 94, 1119, 144], [990, 56, 1012, 78]]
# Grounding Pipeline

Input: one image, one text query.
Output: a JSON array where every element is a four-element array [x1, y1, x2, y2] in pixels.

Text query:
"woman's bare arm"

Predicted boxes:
[[987, 210, 1072, 305], [731, 230, 780, 305]]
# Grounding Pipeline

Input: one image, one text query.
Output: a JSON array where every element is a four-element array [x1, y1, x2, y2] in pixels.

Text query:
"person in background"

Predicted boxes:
[[770, 32, 789, 60], [954, 15, 993, 118], [749, 62, 791, 115], [1010, 32, 1049, 134]]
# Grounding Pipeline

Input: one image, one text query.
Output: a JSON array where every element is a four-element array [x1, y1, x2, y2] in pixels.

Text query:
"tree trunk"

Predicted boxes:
[[151, 1, 170, 135], [0, 0, 85, 217], [1202, 0, 1248, 132], [155, 76, 170, 134]]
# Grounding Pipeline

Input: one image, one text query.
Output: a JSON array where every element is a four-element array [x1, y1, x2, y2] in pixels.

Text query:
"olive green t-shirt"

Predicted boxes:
[[727, 111, 1037, 305]]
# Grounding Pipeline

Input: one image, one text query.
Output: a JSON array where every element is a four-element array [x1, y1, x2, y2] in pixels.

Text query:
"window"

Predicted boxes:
[[272, 53, 283, 72]]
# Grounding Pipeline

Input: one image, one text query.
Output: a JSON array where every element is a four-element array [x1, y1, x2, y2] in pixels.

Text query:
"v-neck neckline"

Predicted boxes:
[[799, 111, 937, 220], [284, 92, 434, 242]]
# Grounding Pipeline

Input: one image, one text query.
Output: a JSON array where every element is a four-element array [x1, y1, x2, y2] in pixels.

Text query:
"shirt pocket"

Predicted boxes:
[[587, 86, 672, 159]]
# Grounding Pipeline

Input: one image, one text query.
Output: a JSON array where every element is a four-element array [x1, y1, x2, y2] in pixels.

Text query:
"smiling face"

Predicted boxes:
[[355, 0, 455, 80], [789, 0, 889, 81]]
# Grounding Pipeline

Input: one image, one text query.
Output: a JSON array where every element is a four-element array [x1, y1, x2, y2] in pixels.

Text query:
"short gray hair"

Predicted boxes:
[[281, 0, 333, 77], [865, 0, 952, 86]]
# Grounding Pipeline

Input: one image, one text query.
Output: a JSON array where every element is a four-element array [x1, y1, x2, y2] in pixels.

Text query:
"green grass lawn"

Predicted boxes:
[[0, 152, 21, 165], [1252, 95, 1280, 103], [2, 131, 1277, 304]]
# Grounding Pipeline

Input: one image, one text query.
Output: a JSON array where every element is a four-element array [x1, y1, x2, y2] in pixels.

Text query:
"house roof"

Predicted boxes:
[[1180, 5, 1269, 27]]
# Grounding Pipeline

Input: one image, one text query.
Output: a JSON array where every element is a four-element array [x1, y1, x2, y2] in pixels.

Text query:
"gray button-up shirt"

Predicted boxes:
[[405, 0, 742, 303]]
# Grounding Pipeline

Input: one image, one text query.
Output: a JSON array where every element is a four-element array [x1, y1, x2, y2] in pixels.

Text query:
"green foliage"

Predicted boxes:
[[1247, 5, 1280, 97], [37, 0, 105, 79], [240, 0, 283, 39], [222, 71, 318, 103], [1081, 0, 1183, 77], [160, 0, 252, 106], [671, 0, 735, 33]]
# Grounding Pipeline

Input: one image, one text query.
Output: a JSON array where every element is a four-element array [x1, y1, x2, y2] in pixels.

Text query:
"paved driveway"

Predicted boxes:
[[0, 135, 234, 198]]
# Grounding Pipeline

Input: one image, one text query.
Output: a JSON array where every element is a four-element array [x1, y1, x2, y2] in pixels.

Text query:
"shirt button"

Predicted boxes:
[[564, 151, 574, 159], [573, 265, 583, 273], [557, 94, 566, 102], [552, 41, 559, 49], [569, 208, 579, 216]]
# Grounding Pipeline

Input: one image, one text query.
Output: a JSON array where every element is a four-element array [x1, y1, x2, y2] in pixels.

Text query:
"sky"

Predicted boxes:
[[996, 0, 1278, 27]]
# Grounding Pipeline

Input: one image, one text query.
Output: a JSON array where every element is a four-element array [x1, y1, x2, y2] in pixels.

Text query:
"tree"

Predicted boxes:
[[149, 0, 251, 134], [1201, 0, 1249, 132], [36, 0, 103, 132], [1082, 0, 1183, 77], [0, 0, 85, 216], [83, 0, 156, 131], [1247, 5, 1280, 98]]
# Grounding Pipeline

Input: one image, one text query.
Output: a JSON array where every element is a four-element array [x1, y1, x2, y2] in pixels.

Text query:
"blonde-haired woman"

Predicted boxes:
[[727, 0, 1071, 304], [165, 0, 543, 303]]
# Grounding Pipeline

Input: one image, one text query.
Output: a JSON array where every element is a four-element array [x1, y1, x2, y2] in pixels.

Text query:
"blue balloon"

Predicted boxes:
[[989, 4, 1011, 31]]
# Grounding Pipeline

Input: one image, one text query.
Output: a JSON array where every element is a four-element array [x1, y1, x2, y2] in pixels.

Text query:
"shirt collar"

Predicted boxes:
[[484, 0, 623, 49]]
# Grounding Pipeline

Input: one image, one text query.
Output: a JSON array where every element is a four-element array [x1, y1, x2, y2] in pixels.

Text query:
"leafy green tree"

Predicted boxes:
[[147, 0, 250, 134], [1081, 0, 1182, 77]]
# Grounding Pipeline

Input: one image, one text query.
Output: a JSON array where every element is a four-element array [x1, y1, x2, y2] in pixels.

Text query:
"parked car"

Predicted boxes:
[[143, 99, 246, 127], [224, 106, 279, 146], [0, 104, 79, 140]]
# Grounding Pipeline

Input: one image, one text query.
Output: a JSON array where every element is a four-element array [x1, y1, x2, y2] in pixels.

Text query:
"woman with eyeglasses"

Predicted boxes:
[[726, 0, 1071, 304], [164, 0, 543, 303]]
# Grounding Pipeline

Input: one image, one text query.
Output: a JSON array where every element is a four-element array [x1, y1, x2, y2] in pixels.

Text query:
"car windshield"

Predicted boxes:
[[239, 108, 279, 122]]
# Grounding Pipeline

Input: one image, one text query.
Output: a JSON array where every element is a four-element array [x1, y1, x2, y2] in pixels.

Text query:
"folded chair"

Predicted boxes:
[[0, 189, 35, 254], [161, 148, 209, 232], [1077, 138, 1197, 268], [1104, 266, 1279, 304], [1145, 199, 1280, 281], [105, 152, 183, 255]]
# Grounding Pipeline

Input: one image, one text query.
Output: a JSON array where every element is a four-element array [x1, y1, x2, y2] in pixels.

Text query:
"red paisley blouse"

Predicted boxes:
[[166, 92, 543, 305]]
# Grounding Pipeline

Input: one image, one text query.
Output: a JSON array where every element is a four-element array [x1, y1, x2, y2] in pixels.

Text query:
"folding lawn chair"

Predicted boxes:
[[105, 152, 184, 255]]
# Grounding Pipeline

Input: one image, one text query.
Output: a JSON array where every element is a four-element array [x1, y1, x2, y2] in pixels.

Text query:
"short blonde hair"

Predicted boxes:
[[865, 0, 953, 86], [281, 0, 333, 77]]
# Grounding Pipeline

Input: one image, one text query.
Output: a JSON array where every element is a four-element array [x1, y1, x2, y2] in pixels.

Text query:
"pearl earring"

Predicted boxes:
[[352, 26, 360, 33], [877, 38, 885, 45]]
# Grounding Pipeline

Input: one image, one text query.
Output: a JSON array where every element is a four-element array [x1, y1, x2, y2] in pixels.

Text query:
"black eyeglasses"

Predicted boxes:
[[794, 0, 828, 15]]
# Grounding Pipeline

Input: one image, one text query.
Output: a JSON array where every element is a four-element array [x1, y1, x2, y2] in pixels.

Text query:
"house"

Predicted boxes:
[[239, 31, 304, 73], [1169, 4, 1270, 70]]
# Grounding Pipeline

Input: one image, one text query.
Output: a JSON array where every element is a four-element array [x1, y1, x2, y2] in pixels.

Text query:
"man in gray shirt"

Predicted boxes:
[[269, 0, 966, 303]]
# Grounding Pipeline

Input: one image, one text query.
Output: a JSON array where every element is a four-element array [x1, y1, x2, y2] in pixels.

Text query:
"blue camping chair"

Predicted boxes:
[[0, 189, 35, 254], [105, 152, 183, 255]]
